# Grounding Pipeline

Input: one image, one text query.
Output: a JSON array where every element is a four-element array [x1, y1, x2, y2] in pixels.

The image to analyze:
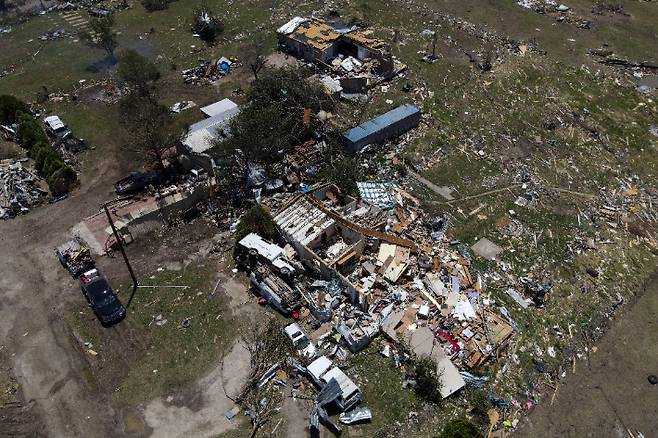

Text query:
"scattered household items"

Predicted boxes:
[[39, 28, 66, 41], [55, 238, 95, 278], [79, 269, 125, 326], [227, 182, 517, 412], [343, 104, 421, 152], [170, 101, 196, 113], [181, 57, 242, 84], [0, 159, 47, 220], [339, 406, 372, 425]]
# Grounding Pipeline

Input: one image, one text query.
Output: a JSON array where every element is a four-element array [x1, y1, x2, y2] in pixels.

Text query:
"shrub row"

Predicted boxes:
[[13, 107, 77, 196]]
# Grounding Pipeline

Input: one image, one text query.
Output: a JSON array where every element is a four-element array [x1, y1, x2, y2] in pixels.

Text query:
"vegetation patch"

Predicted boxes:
[[66, 265, 236, 406]]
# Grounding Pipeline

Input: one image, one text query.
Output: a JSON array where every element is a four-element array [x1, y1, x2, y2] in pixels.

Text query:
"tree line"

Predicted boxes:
[[0, 95, 77, 196]]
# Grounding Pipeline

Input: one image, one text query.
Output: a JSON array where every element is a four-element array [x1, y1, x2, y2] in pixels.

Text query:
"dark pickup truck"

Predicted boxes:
[[80, 269, 125, 326], [113, 170, 159, 196]]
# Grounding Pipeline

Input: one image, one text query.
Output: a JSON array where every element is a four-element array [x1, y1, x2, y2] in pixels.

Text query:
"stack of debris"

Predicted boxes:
[[181, 57, 242, 84], [39, 28, 66, 41], [55, 238, 95, 277], [516, 0, 592, 28], [237, 184, 517, 404], [0, 160, 47, 220]]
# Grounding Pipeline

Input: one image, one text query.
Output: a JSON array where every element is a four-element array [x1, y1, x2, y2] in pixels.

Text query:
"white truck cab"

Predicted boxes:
[[283, 323, 317, 359], [238, 233, 296, 276]]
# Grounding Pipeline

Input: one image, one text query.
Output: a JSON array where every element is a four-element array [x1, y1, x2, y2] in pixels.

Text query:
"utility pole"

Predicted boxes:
[[104, 202, 138, 292], [432, 31, 437, 60]]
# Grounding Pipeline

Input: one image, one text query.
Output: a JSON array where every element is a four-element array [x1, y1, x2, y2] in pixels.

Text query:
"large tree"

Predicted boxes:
[[117, 49, 161, 97], [211, 67, 334, 188], [119, 95, 184, 170], [81, 16, 117, 57]]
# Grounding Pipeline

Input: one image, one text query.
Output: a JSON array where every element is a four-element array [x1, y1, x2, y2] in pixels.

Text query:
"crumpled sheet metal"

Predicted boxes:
[[339, 406, 372, 424]]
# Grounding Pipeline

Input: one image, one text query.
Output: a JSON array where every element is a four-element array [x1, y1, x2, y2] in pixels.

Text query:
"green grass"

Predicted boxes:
[[115, 266, 235, 404], [343, 340, 469, 437], [346, 343, 424, 436], [0, 0, 278, 100], [66, 265, 236, 406]]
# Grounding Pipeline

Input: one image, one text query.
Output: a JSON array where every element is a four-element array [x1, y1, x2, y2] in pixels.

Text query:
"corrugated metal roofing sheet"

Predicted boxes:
[[344, 104, 419, 143]]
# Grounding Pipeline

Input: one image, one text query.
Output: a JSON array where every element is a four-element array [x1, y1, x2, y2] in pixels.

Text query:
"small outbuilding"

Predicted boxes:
[[180, 98, 240, 169]]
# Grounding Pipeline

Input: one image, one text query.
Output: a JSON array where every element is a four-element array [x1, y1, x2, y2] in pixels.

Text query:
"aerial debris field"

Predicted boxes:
[[0, 0, 656, 437]]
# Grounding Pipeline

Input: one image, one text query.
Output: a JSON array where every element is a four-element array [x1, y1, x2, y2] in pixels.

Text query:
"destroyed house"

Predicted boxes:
[[343, 104, 421, 152], [274, 184, 360, 304], [277, 17, 389, 67], [274, 184, 417, 352]]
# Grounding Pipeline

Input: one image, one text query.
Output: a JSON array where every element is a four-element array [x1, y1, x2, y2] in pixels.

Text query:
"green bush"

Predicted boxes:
[[413, 356, 444, 404], [29, 141, 49, 160], [43, 154, 63, 176], [320, 155, 362, 196], [47, 166, 77, 196], [33, 144, 52, 171], [0, 95, 30, 125], [439, 418, 483, 438], [236, 204, 278, 242], [17, 113, 48, 151]]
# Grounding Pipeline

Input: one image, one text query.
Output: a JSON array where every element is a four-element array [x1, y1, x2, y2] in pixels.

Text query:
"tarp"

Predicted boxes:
[[357, 181, 400, 209]]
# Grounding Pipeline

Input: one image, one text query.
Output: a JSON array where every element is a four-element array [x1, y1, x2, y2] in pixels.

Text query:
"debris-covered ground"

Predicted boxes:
[[0, 0, 656, 437], [0, 158, 47, 219]]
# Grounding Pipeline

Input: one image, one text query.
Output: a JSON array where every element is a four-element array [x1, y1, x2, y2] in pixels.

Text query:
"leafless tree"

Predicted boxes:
[[233, 317, 294, 437], [246, 37, 269, 80]]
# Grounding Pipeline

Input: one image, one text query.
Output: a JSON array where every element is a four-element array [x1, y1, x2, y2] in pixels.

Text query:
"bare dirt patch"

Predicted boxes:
[[516, 272, 658, 437], [143, 339, 251, 438]]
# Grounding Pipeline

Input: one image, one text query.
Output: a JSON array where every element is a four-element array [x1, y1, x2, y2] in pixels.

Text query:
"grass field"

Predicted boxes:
[[66, 265, 236, 405]]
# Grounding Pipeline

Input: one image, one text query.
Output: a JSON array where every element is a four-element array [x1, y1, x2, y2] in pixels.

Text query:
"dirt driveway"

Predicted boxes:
[[0, 164, 124, 436], [0, 147, 260, 438], [515, 273, 658, 437]]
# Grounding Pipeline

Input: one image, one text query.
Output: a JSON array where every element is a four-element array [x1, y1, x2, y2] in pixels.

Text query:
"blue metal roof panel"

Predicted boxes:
[[344, 104, 419, 143]]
